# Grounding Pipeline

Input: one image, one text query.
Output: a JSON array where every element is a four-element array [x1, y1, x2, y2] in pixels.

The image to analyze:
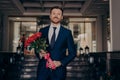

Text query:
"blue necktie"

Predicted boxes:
[[50, 27, 56, 48]]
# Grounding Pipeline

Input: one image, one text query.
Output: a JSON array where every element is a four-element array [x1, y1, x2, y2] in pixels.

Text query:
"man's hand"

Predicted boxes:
[[53, 61, 62, 68], [24, 49, 30, 54], [39, 49, 46, 58]]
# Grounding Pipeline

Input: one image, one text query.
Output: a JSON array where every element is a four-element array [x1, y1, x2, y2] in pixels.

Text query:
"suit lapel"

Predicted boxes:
[[43, 26, 50, 45]]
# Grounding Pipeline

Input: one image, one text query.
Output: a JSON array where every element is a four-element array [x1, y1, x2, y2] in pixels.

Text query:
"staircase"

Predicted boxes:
[[4, 54, 97, 80], [19, 55, 96, 80]]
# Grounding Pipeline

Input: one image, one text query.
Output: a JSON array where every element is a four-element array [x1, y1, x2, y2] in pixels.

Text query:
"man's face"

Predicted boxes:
[[50, 8, 63, 24]]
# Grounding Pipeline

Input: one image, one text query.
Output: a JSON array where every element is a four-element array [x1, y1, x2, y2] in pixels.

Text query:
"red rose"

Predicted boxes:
[[24, 41, 30, 48], [24, 32, 42, 48], [27, 37, 34, 43], [36, 32, 42, 38], [29, 34, 36, 40], [33, 32, 42, 40]]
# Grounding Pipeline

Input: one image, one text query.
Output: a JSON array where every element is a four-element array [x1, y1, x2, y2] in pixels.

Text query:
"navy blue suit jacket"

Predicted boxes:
[[36, 25, 76, 80]]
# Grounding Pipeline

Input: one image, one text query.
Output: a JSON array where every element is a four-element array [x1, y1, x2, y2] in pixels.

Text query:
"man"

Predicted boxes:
[[36, 6, 76, 80]]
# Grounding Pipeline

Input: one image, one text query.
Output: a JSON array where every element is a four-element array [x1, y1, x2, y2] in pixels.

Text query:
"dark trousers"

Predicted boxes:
[[36, 63, 66, 80]]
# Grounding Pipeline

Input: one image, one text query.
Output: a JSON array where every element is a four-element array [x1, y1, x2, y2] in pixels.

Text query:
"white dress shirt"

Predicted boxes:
[[48, 23, 60, 44]]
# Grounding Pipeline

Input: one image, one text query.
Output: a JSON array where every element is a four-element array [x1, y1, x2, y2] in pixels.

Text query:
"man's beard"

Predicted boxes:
[[51, 19, 61, 24]]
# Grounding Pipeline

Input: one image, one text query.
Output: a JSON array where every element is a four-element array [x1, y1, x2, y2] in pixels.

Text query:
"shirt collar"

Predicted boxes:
[[50, 23, 61, 30]]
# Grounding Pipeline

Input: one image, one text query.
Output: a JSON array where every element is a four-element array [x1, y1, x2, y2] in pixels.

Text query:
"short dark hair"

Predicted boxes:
[[50, 6, 63, 15]]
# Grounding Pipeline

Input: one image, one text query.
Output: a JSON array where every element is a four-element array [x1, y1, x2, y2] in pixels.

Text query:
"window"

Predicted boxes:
[[69, 18, 96, 54]]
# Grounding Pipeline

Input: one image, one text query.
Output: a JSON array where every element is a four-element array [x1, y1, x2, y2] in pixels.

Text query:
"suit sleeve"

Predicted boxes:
[[61, 30, 76, 66]]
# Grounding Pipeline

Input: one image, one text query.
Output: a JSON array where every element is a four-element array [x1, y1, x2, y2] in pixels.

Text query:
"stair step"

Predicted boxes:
[[20, 77, 36, 80], [20, 73, 36, 78], [23, 61, 38, 64], [66, 77, 94, 80], [67, 66, 89, 71], [23, 63, 38, 67], [24, 58, 38, 62], [22, 68, 37, 72], [23, 66, 37, 69], [22, 71, 37, 75], [67, 72, 92, 78]]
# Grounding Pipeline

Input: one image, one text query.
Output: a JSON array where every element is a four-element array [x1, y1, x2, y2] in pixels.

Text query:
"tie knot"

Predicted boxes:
[[53, 27, 56, 31]]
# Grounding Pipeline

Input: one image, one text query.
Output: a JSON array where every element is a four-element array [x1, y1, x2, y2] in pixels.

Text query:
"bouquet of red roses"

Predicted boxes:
[[24, 32, 56, 70], [24, 32, 48, 53]]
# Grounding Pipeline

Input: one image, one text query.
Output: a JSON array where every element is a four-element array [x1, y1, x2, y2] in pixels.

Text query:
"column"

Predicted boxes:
[[110, 0, 120, 51], [96, 15, 103, 52], [2, 14, 9, 51]]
